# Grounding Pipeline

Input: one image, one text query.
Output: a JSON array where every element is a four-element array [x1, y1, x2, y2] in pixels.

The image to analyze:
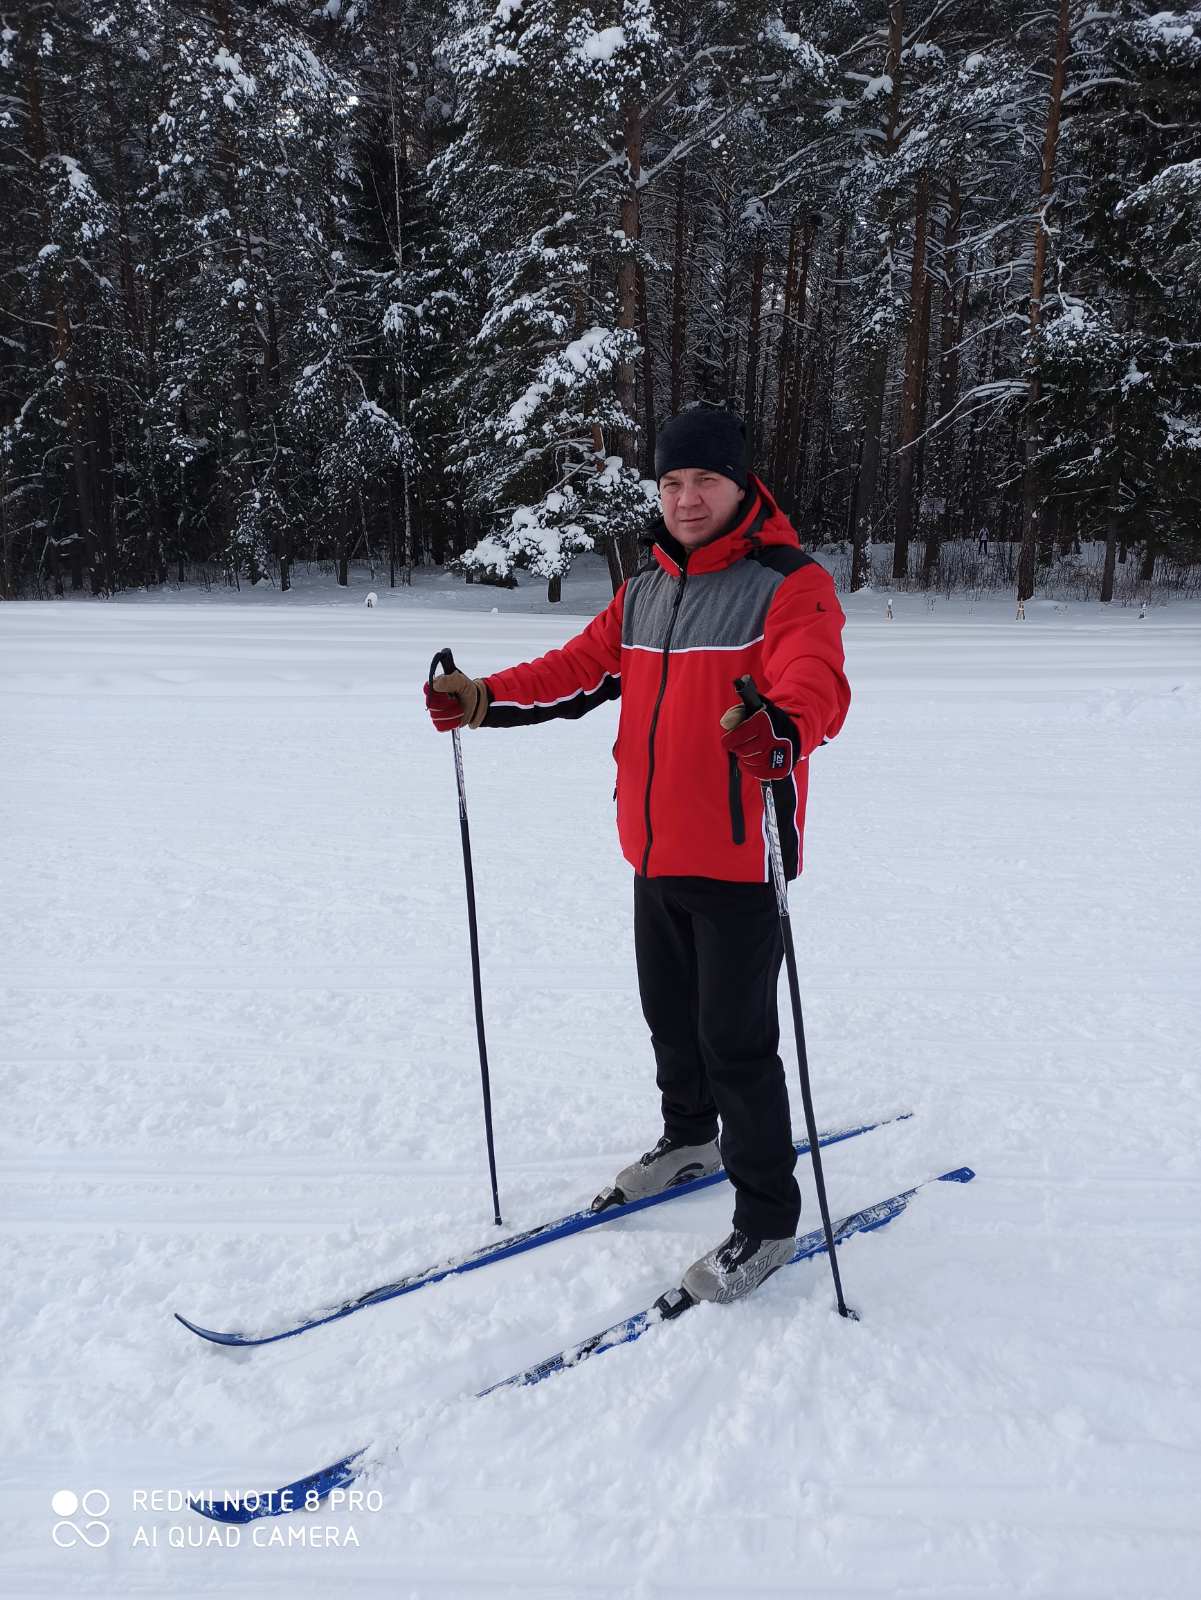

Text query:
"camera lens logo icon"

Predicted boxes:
[[51, 1489, 111, 1548]]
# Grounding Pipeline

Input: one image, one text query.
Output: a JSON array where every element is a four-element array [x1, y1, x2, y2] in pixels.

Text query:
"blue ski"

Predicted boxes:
[[191, 1164, 973, 1524], [175, 1113, 907, 1348]]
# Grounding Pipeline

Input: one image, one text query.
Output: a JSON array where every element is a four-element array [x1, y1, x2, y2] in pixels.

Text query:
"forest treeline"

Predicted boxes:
[[1, 1, 1198, 602]]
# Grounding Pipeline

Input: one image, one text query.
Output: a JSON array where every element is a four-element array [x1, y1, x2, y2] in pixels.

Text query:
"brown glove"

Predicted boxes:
[[425, 669, 490, 731]]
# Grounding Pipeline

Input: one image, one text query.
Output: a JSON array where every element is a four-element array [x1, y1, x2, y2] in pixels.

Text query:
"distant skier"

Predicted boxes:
[[425, 410, 851, 1303], [977, 527, 989, 556]]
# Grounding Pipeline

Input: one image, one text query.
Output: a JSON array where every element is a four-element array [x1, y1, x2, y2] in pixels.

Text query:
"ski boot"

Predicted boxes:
[[591, 1133, 720, 1212], [681, 1228, 796, 1304]]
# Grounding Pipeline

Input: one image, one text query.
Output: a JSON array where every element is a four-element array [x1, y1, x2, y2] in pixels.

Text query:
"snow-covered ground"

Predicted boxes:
[[2, 561, 1199, 1598]]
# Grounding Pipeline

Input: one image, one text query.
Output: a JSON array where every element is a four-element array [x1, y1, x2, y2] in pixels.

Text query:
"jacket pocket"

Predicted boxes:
[[727, 752, 746, 845]]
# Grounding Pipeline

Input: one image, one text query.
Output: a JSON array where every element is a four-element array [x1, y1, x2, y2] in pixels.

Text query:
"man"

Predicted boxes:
[[425, 409, 851, 1303]]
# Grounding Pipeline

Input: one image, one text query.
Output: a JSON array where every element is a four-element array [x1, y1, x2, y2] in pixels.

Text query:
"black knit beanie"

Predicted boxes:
[[655, 409, 749, 490]]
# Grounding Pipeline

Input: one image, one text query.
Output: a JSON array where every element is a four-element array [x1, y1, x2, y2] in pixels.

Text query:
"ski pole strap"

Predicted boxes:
[[428, 647, 457, 689]]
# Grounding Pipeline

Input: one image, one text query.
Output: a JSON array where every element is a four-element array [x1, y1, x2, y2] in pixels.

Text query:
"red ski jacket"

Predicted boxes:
[[482, 476, 850, 882]]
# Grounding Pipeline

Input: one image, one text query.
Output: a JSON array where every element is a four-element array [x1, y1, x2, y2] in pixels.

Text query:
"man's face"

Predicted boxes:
[[659, 468, 745, 548]]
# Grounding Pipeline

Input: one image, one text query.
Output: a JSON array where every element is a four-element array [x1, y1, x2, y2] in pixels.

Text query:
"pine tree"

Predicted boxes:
[[1, 2, 1197, 601]]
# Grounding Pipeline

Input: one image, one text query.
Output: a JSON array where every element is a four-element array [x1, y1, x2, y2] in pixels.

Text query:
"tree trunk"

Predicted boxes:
[[1038, 497, 1058, 571], [24, 16, 93, 592], [782, 216, 817, 514], [769, 218, 802, 491], [606, 99, 643, 586], [214, 0, 253, 534], [86, 369, 117, 592], [813, 220, 849, 534], [955, 317, 997, 542], [102, 43, 140, 587], [849, 1, 905, 592], [850, 343, 887, 592], [925, 183, 964, 582], [756, 320, 771, 464], [892, 169, 931, 581], [1018, 0, 1071, 602], [388, 65, 416, 590], [742, 240, 766, 456], [637, 259, 656, 477], [794, 298, 823, 519], [0, 445, 17, 598], [911, 269, 934, 545], [595, 423, 628, 595], [61, 307, 94, 592], [669, 163, 688, 416], [386, 477, 396, 589], [615, 99, 641, 459], [713, 200, 738, 406]]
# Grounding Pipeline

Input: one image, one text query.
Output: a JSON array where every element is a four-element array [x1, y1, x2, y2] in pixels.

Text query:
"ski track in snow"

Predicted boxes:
[[2, 560, 1199, 1597]]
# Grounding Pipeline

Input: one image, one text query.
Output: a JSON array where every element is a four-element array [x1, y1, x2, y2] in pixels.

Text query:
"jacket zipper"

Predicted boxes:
[[640, 560, 688, 875], [727, 752, 746, 844]]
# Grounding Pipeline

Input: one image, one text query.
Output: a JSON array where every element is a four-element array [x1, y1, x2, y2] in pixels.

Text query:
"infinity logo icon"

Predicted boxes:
[[51, 1489, 110, 1548]]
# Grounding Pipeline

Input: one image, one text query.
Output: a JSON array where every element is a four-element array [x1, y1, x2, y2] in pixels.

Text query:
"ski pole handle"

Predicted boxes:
[[733, 674, 765, 716], [428, 647, 457, 689]]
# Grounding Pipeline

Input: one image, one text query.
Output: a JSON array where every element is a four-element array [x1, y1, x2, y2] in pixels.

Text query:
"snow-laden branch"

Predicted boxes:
[[636, 107, 737, 192], [916, 377, 1029, 444], [1061, 74, 1139, 101]]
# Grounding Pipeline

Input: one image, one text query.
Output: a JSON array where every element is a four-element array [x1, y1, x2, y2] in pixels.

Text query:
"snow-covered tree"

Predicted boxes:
[[1, 0, 1197, 601], [1019, 5, 1201, 596]]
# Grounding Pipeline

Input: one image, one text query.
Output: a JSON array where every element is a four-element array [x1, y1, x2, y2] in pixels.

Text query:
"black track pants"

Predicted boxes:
[[633, 874, 801, 1240]]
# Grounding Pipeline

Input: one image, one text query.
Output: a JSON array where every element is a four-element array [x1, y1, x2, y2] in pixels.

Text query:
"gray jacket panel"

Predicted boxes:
[[623, 548, 813, 654]]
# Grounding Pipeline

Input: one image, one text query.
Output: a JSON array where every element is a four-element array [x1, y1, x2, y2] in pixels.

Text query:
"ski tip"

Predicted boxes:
[[937, 1167, 976, 1184], [174, 1311, 264, 1347], [174, 1312, 249, 1346], [190, 1449, 368, 1523], [190, 1490, 280, 1525]]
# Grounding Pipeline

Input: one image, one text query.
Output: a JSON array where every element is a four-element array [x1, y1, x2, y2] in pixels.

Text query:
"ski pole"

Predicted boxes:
[[429, 647, 502, 1227], [732, 673, 856, 1320]]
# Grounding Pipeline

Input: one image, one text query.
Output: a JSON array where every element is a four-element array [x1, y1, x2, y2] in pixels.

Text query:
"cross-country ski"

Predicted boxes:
[[192, 1167, 975, 1525], [174, 1114, 907, 1347]]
